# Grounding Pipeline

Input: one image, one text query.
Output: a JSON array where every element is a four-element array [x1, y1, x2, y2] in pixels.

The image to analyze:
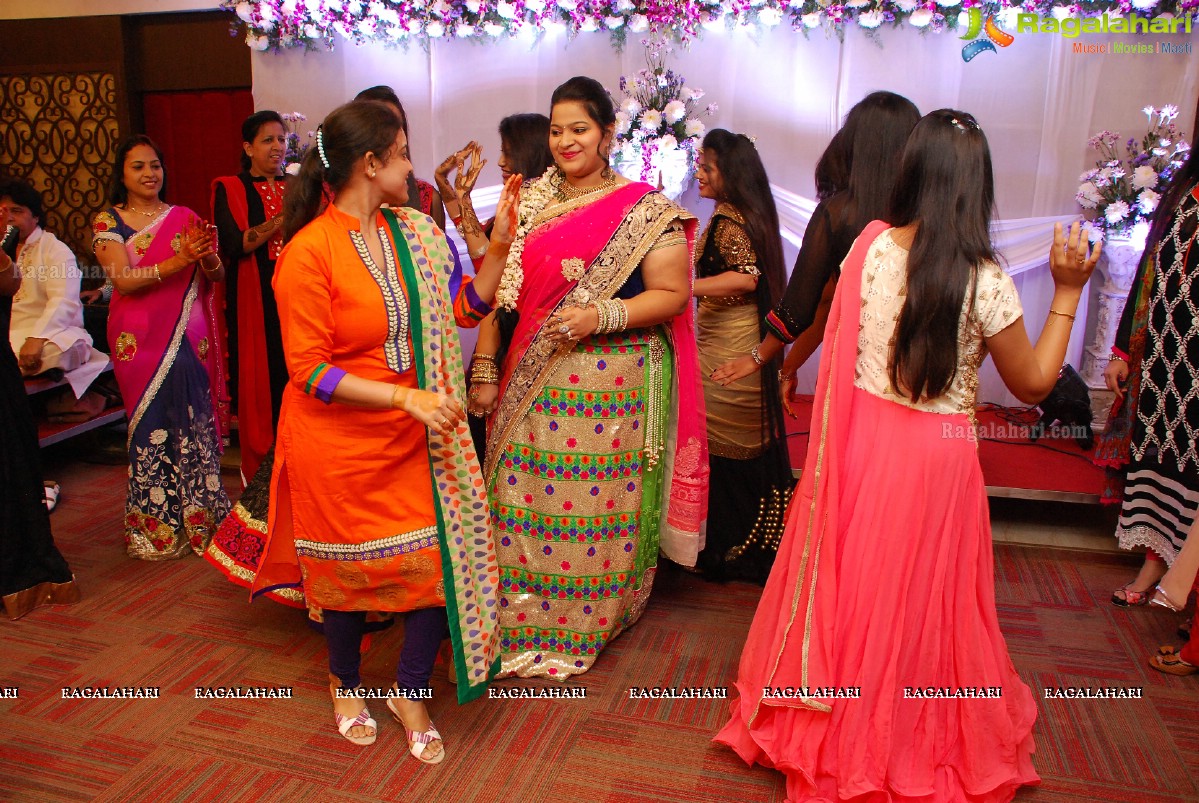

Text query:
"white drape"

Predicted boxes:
[[251, 25, 1198, 404]]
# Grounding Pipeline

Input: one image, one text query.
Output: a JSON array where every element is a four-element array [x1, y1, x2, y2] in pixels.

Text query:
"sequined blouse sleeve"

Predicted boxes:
[[91, 209, 126, 250], [649, 219, 687, 252], [713, 217, 760, 276], [975, 262, 1023, 338]]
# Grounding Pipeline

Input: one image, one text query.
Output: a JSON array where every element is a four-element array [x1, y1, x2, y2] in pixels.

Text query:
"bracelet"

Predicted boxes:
[[1048, 308, 1076, 322], [390, 385, 407, 410], [469, 244, 488, 260], [202, 256, 222, 276], [1108, 355, 1127, 364], [750, 345, 765, 366], [450, 214, 463, 226], [471, 359, 500, 385], [593, 299, 628, 335], [778, 370, 794, 383]]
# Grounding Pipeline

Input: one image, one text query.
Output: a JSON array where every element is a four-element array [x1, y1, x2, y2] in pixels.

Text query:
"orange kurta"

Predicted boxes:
[[255, 203, 441, 612]]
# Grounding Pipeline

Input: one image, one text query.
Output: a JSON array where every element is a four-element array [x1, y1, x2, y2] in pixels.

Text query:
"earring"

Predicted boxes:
[[368, 170, 377, 179]]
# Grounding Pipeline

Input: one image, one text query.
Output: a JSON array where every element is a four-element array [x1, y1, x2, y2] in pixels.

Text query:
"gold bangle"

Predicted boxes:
[[1048, 308, 1076, 322], [1108, 355, 1127, 364]]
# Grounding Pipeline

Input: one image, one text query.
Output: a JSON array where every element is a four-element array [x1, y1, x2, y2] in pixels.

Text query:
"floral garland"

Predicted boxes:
[[496, 166, 561, 310], [223, 0, 1199, 51], [1076, 105, 1190, 238]]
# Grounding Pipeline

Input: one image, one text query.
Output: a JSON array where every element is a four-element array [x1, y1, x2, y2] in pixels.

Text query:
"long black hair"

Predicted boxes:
[[282, 100, 403, 241], [108, 135, 167, 205], [1146, 141, 1199, 250], [838, 91, 921, 234], [888, 109, 998, 403], [701, 129, 786, 303], [240, 110, 285, 172], [499, 113, 554, 181]]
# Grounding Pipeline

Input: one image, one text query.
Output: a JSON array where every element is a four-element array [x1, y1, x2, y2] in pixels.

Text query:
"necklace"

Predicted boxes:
[[555, 172, 616, 203], [122, 202, 162, 219]]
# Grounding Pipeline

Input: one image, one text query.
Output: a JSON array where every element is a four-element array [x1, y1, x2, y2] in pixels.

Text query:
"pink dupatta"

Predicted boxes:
[[486, 182, 709, 565], [717, 220, 889, 750], [106, 205, 227, 440]]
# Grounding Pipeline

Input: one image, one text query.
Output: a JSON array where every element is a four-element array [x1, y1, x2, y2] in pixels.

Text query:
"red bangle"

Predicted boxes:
[[1110, 346, 1130, 360], [450, 214, 463, 226]]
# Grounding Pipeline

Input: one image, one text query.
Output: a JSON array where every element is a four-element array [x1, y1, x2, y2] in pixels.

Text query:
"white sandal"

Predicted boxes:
[[334, 707, 377, 746], [43, 482, 60, 513], [387, 697, 444, 764]]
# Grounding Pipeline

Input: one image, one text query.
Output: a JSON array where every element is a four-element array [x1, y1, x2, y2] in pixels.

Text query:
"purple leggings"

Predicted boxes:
[[324, 606, 448, 692]]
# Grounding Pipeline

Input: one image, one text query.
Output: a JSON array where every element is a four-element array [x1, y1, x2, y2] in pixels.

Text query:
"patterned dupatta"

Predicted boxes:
[[484, 183, 709, 565], [381, 208, 502, 704], [738, 220, 888, 724], [107, 205, 226, 443]]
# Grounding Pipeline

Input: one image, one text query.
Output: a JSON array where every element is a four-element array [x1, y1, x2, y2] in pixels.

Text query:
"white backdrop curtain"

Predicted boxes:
[[251, 25, 1198, 405]]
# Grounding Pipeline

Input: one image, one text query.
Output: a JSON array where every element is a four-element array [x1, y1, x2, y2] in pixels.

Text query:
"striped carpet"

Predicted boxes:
[[2, 437, 1197, 802]]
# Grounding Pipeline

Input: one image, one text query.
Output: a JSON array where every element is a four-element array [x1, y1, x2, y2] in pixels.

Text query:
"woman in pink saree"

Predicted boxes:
[[93, 135, 231, 560], [717, 111, 1101, 801], [485, 77, 709, 680]]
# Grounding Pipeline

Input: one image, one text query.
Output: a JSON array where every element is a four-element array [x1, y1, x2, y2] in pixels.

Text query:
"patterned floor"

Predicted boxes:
[[2, 433, 1197, 802]]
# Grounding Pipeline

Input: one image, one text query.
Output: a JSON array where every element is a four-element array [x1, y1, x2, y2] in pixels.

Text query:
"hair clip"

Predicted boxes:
[[741, 133, 758, 145], [316, 126, 331, 169], [949, 115, 978, 133]]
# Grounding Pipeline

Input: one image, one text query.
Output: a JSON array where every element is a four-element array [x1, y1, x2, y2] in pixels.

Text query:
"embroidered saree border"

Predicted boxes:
[[127, 274, 199, 448], [484, 191, 693, 482]]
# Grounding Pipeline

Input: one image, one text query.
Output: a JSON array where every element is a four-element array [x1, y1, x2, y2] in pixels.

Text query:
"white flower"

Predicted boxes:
[[258, 2, 276, 22], [497, 0, 517, 17], [482, 21, 503, 34], [1050, 6, 1072, 20], [426, 20, 445, 36], [641, 109, 663, 131], [629, 13, 650, 31], [845, 0, 869, 8], [759, 6, 783, 25], [280, 0, 298, 13], [1075, 181, 1102, 209], [1161, 104, 1179, 120], [304, 23, 320, 38], [456, 23, 476, 35], [615, 111, 631, 136], [909, 8, 933, 26], [285, 162, 302, 176], [236, 2, 254, 22], [1088, 225, 1104, 244], [556, 0, 576, 9], [859, 9, 884, 26], [705, 103, 718, 116], [1131, 165, 1158, 190], [802, 11, 822, 27], [618, 0, 635, 9], [658, 133, 678, 151], [580, 15, 600, 31], [685, 119, 706, 138], [894, 0, 918, 11], [605, 15, 624, 28], [1143, 105, 1156, 118], [1104, 199, 1131, 224], [1130, 0, 1157, 9], [621, 98, 641, 116], [466, 0, 481, 11], [150, 487, 167, 506], [1138, 189, 1160, 214], [663, 100, 687, 124], [936, 0, 961, 6], [526, 0, 546, 11]]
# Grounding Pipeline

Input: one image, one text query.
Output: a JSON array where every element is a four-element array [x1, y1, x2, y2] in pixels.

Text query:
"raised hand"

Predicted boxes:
[[454, 141, 486, 200], [492, 172, 523, 245], [434, 142, 473, 199], [179, 217, 217, 264], [1049, 221, 1101, 291]]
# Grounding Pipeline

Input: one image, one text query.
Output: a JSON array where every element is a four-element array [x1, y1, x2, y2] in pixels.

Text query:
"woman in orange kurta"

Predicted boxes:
[[251, 100, 516, 759]]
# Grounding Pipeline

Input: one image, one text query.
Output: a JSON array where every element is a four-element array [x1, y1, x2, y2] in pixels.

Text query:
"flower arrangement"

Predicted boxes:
[[1076, 105, 1191, 238], [611, 40, 716, 199], [224, 0, 1198, 51], [280, 112, 313, 175]]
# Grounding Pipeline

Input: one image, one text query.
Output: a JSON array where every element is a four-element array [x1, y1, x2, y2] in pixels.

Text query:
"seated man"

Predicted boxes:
[[1, 179, 109, 407]]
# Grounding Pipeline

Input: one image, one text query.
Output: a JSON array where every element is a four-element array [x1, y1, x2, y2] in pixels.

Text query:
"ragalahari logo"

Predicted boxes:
[[960, 8, 1015, 61]]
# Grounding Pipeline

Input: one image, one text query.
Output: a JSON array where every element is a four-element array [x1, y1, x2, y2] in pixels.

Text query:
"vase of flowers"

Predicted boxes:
[[1076, 105, 1190, 388], [280, 112, 313, 176], [611, 40, 717, 201]]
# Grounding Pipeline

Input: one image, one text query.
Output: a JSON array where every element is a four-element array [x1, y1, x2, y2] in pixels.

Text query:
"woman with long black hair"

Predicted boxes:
[[692, 129, 791, 582], [718, 110, 1100, 801]]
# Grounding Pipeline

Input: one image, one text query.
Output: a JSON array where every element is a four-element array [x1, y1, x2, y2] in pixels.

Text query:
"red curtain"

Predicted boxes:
[[142, 89, 254, 220]]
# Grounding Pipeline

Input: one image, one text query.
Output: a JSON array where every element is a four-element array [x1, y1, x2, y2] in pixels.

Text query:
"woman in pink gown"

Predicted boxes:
[[717, 110, 1102, 802]]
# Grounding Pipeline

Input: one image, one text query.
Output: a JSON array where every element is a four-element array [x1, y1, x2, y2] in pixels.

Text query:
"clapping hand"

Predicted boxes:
[[492, 173, 523, 246], [179, 217, 218, 264]]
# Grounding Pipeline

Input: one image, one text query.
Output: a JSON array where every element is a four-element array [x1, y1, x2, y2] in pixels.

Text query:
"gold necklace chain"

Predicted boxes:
[[555, 172, 616, 202], [121, 202, 163, 219]]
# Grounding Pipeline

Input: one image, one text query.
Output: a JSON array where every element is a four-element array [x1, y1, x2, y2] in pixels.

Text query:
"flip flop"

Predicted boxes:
[[43, 482, 60, 513], [1149, 645, 1199, 676]]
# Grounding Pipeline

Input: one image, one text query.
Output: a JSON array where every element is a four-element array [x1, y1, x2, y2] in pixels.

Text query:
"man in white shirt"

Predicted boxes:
[[1, 179, 108, 397]]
